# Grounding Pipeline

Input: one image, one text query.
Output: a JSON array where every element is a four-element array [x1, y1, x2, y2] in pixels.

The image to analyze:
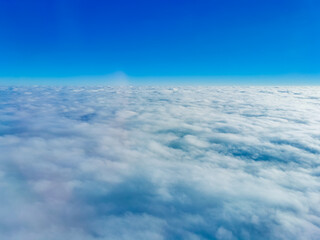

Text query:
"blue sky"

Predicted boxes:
[[0, 0, 320, 84]]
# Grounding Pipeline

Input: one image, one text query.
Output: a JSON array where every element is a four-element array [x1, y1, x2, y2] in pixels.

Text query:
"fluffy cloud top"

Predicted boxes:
[[0, 86, 320, 240]]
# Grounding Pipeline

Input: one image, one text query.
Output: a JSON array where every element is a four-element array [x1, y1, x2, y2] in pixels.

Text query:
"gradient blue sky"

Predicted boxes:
[[0, 0, 320, 84]]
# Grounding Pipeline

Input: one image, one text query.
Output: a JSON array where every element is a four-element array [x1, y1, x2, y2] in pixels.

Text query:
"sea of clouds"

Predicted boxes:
[[0, 86, 320, 240]]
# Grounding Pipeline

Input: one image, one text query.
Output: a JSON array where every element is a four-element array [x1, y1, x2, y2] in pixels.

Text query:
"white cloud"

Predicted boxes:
[[0, 86, 320, 239]]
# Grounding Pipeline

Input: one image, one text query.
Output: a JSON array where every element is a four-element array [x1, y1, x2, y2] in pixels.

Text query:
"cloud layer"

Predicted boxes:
[[0, 86, 320, 239]]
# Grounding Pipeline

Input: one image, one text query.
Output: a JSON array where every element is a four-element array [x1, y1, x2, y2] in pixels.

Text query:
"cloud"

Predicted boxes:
[[0, 86, 320, 239]]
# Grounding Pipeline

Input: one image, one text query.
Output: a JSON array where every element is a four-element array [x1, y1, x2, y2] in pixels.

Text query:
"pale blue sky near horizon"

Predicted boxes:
[[2, 74, 320, 86]]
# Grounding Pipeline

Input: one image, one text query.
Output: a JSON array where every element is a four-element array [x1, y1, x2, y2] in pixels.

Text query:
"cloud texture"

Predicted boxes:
[[0, 86, 320, 239]]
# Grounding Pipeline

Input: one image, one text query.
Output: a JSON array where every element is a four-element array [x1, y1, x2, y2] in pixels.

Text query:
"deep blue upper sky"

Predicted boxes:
[[0, 0, 320, 84]]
